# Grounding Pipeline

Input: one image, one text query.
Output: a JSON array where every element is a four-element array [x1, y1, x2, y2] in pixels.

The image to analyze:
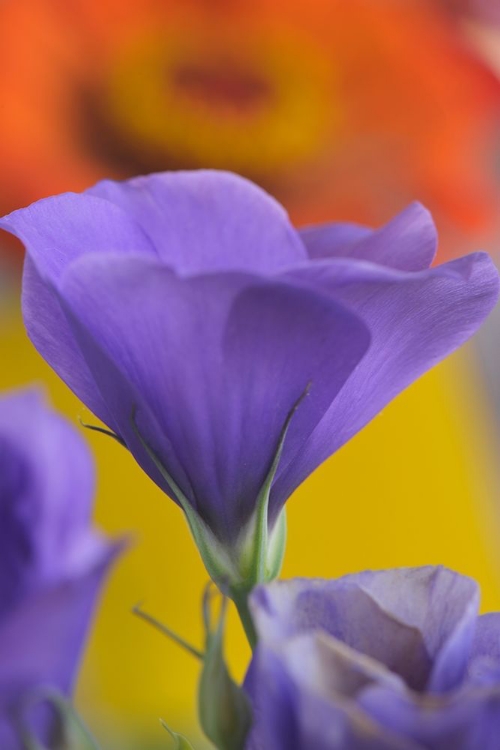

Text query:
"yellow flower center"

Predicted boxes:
[[101, 28, 335, 174]]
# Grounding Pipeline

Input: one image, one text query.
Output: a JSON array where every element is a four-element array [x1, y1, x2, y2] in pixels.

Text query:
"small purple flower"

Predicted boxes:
[[0, 389, 118, 748], [246, 567, 500, 749], [1, 171, 497, 589]]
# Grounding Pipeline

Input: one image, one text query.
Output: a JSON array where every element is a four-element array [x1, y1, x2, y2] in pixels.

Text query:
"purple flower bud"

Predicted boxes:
[[1, 172, 497, 584], [0, 389, 119, 748], [246, 567, 500, 749]]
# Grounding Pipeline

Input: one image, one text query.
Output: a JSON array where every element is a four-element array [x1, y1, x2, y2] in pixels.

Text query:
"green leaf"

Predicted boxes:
[[160, 720, 196, 749], [198, 593, 252, 750]]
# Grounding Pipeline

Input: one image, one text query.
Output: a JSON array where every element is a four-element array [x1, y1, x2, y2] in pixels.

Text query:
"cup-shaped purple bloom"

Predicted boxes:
[[1, 171, 497, 590], [246, 567, 500, 749], [0, 389, 118, 748]]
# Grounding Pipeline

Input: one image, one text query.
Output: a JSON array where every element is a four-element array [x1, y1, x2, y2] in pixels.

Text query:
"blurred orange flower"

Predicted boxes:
[[440, 1, 500, 98], [441, 0, 500, 24], [1, 0, 499, 256]]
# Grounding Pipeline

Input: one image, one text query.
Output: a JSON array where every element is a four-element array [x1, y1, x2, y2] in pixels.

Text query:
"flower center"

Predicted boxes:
[[87, 27, 335, 177], [170, 59, 273, 117]]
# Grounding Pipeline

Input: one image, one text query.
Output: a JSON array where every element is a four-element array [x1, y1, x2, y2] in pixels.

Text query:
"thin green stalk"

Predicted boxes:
[[231, 590, 257, 650], [133, 604, 204, 660]]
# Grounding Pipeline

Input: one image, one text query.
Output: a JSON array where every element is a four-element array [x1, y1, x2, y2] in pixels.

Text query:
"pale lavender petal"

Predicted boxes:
[[251, 567, 479, 692], [248, 568, 500, 749], [470, 614, 500, 662], [88, 170, 307, 274], [347, 568, 480, 692], [251, 580, 430, 692], [279, 631, 406, 702], [300, 203, 436, 271], [246, 636, 421, 750], [292, 687, 423, 750], [467, 614, 500, 685], [360, 684, 500, 750]]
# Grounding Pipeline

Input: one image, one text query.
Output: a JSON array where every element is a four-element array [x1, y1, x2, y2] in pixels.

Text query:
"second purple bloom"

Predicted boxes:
[[246, 566, 500, 749]]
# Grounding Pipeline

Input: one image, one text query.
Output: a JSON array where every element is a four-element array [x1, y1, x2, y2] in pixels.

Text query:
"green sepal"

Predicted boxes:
[[265, 508, 287, 583], [79, 417, 126, 448], [20, 733, 46, 750], [20, 691, 100, 750], [160, 719, 196, 749], [242, 384, 309, 588], [198, 591, 252, 750], [131, 385, 308, 614]]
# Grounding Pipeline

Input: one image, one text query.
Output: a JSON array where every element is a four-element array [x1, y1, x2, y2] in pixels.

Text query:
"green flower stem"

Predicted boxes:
[[231, 589, 257, 650], [132, 604, 204, 660]]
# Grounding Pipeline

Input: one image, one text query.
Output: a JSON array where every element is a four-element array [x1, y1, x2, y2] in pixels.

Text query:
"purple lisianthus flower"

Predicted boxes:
[[245, 567, 500, 749], [0, 171, 497, 588], [0, 389, 118, 748]]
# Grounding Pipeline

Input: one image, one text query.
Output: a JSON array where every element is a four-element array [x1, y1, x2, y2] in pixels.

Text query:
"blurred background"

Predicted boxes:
[[1, 1, 500, 747]]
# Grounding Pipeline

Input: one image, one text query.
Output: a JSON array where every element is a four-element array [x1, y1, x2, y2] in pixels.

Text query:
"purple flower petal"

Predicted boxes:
[[274, 252, 499, 506], [300, 202, 437, 271], [360, 684, 500, 750], [244, 646, 299, 750], [88, 170, 307, 274], [468, 613, 500, 685], [22, 257, 114, 428], [0, 389, 120, 747], [251, 568, 479, 693], [0, 544, 118, 749], [470, 614, 500, 663], [300, 222, 373, 259], [1, 194, 155, 429], [251, 579, 430, 692], [0, 193, 155, 280], [0, 390, 100, 615], [291, 684, 422, 750], [247, 567, 500, 750], [58, 253, 369, 543], [246, 635, 420, 750]]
